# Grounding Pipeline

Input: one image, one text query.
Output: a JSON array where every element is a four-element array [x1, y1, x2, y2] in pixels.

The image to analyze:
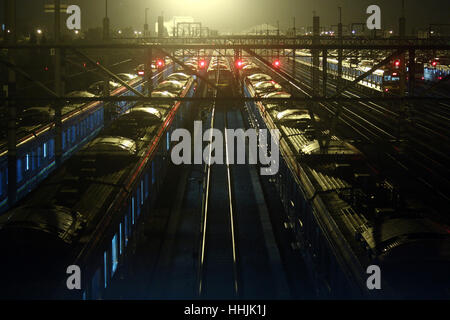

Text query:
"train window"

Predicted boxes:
[[50, 139, 55, 158], [119, 223, 123, 255], [124, 214, 129, 246], [137, 190, 141, 217], [26, 154, 30, 171], [43, 142, 47, 158], [152, 161, 156, 185], [37, 147, 41, 168], [166, 132, 170, 151], [16, 159, 22, 183], [103, 251, 108, 288], [145, 173, 149, 199], [72, 126, 76, 143], [31, 151, 36, 171], [91, 268, 101, 300], [132, 196, 135, 225], [111, 234, 118, 276], [141, 180, 144, 205], [62, 131, 66, 150]]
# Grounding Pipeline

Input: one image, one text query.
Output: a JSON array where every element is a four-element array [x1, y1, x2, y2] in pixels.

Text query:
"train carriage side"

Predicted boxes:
[[0, 64, 177, 214], [0, 75, 195, 300]]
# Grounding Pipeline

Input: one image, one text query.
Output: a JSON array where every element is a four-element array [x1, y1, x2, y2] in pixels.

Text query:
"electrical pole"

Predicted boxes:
[[144, 8, 149, 37], [103, 0, 113, 120], [54, 0, 64, 169], [6, 0, 17, 208], [337, 7, 343, 93], [103, 0, 110, 40]]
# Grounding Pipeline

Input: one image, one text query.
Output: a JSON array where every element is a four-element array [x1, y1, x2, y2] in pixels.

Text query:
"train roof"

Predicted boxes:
[[82, 136, 137, 156], [0, 205, 86, 244]]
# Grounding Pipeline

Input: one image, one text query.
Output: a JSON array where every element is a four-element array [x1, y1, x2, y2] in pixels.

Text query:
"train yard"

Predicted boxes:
[[1, 0, 450, 302]]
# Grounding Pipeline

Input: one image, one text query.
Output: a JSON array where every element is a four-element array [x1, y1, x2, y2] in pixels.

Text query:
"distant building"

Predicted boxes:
[[158, 16, 195, 37]]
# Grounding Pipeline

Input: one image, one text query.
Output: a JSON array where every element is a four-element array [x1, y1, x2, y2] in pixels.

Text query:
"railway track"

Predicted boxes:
[[197, 64, 290, 299], [272, 56, 450, 207], [197, 70, 240, 298]]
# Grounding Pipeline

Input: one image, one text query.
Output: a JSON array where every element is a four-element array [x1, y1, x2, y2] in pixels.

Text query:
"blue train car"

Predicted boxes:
[[0, 74, 197, 299], [0, 64, 175, 214], [243, 71, 450, 299]]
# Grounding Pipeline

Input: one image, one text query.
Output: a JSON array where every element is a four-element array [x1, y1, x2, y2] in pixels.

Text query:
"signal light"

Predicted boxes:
[[432, 60, 438, 67], [235, 59, 244, 69], [199, 60, 206, 69], [156, 59, 165, 68], [394, 59, 400, 68], [272, 59, 281, 68]]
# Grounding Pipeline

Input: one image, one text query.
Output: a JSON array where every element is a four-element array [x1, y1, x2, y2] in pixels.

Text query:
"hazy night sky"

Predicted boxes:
[[1, 0, 449, 34]]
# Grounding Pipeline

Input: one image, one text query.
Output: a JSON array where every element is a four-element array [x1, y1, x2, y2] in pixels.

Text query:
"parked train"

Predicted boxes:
[[292, 51, 404, 94], [0, 72, 197, 299], [424, 61, 450, 82], [0, 63, 175, 214], [239, 61, 450, 299]]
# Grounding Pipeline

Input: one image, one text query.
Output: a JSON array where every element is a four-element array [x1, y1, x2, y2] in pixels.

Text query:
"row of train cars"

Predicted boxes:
[[291, 49, 450, 93], [237, 57, 450, 299], [0, 54, 202, 299], [0, 60, 184, 214]]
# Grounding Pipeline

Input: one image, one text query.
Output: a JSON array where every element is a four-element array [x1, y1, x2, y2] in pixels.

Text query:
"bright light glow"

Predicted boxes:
[[74, 30, 79, 34], [37, 29, 42, 35], [272, 59, 281, 68], [138, 70, 145, 76], [118, 30, 122, 34], [199, 60, 206, 68]]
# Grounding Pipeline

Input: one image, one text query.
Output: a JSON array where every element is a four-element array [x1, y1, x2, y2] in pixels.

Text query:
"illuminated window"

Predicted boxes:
[[124, 215, 129, 246], [43, 142, 47, 158], [111, 234, 118, 276], [103, 251, 108, 288], [16, 159, 22, 183], [119, 223, 123, 255], [166, 132, 170, 151]]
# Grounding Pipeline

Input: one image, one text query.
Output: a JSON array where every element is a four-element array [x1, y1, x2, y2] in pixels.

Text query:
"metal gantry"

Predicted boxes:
[[1, 0, 450, 208]]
